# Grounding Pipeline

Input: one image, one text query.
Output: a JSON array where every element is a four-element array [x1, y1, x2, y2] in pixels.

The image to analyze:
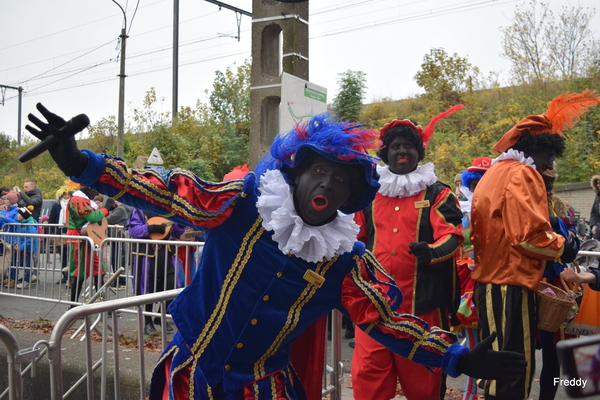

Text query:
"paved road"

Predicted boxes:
[[0, 253, 576, 399], [334, 334, 571, 400]]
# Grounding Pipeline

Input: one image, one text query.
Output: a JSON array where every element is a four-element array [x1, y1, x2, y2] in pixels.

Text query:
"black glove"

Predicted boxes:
[[408, 241, 432, 267], [25, 103, 88, 177], [457, 332, 527, 380], [561, 240, 577, 263], [148, 224, 166, 234]]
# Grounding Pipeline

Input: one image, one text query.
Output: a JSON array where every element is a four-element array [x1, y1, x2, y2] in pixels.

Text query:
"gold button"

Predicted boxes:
[[251, 318, 258, 325], [393, 228, 398, 233], [391, 251, 397, 255], [394, 206, 399, 211], [391, 274, 396, 278], [236, 343, 244, 349], [276, 272, 282, 278], [263, 295, 269, 301], [287, 253, 293, 257], [225, 364, 231, 371]]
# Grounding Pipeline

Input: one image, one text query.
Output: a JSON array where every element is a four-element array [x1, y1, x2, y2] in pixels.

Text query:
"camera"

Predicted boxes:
[[557, 334, 600, 398]]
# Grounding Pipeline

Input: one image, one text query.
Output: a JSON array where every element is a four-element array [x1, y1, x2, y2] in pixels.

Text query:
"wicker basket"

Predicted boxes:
[[537, 281, 575, 332]]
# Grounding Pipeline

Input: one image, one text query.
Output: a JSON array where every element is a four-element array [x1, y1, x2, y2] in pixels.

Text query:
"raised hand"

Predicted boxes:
[[457, 332, 527, 380], [24, 103, 89, 177], [408, 241, 432, 267]]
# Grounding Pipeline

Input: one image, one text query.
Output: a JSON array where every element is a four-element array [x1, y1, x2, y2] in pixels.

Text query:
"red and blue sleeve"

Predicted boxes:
[[72, 150, 245, 229], [340, 253, 468, 377]]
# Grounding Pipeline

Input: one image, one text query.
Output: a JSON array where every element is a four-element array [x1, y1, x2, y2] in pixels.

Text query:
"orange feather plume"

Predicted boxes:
[[546, 90, 600, 134]]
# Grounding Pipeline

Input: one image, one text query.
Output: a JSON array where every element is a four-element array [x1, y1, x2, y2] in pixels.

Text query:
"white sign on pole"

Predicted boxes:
[[280, 73, 328, 135], [147, 147, 164, 165]]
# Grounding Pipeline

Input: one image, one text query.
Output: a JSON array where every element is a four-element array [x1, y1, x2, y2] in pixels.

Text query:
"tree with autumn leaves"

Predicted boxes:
[[2, 0, 599, 195]]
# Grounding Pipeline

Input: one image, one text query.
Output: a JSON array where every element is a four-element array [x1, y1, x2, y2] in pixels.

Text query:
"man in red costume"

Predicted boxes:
[[471, 90, 600, 400], [353, 106, 465, 400]]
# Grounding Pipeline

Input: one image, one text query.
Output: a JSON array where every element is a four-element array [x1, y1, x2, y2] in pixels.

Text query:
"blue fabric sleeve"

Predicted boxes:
[[441, 343, 469, 378], [71, 150, 105, 187], [590, 267, 600, 291]]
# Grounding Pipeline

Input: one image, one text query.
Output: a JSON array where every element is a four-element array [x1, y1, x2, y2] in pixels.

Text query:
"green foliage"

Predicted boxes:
[[413, 48, 480, 105], [182, 159, 218, 182], [332, 70, 367, 122], [209, 60, 251, 138]]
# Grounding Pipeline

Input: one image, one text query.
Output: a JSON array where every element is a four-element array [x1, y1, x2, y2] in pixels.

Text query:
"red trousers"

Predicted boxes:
[[351, 308, 446, 400]]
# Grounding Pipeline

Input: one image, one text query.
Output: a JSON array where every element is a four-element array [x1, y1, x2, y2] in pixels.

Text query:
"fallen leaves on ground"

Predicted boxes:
[[0, 317, 165, 353]]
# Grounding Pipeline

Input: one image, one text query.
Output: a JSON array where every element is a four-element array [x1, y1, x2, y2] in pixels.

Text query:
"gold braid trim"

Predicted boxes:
[[191, 217, 265, 357], [253, 256, 337, 379]]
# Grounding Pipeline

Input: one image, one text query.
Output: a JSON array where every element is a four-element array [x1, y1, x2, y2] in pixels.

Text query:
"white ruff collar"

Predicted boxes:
[[377, 163, 437, 198], [256, 170, 359, 263], [492, 149, 536, 168], [459, 186, 473, 218]]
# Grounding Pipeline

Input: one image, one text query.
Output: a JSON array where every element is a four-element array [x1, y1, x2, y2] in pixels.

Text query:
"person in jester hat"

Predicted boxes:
[[25, 104, 526, 400], [471, 90, 600, 400], [352, 105, 465, 400]]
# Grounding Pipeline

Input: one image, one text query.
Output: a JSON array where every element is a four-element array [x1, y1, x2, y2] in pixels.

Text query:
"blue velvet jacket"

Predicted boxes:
[[73, 150, 468, 399]]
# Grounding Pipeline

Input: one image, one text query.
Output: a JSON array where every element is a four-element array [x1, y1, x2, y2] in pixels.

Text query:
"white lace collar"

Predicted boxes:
[[256, 169, 359, 263], [377, 163, 437, 199], [458, 186, 473, 218], [492, 149, 536, 168]]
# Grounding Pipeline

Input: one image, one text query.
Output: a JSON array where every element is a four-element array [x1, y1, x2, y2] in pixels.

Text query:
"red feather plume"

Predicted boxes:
[[421, 104, 465, 144], [546, 90, 600, 134]]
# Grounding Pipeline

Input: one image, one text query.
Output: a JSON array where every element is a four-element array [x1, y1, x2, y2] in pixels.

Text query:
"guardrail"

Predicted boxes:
[[0, 228, 346, 400]]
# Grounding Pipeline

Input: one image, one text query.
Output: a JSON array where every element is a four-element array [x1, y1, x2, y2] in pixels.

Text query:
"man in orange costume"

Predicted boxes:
[[352, 106, 465, 400], [471, 90, 600, 400]]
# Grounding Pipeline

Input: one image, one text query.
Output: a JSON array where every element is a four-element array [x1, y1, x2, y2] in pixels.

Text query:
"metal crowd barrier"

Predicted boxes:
[[0, 225, 204, 314], [0, 225, 346, 399], [0, 324, 23, 400]]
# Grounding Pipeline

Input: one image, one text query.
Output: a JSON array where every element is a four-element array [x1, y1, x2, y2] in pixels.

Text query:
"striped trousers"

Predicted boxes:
[[474, 282, 536, 400]]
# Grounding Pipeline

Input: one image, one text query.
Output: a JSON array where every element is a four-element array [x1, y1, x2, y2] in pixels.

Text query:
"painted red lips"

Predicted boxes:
[[312, 195, 328, 211]]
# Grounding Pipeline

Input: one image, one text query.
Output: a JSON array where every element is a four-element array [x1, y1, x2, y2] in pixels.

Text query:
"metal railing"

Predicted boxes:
[[0, 227, 347, 400]]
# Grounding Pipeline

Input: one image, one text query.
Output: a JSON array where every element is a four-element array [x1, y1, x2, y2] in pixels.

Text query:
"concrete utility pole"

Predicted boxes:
[[113, 1, 128, 159], [117, 27, 127, 158], [0, 84, 24, 145], [173, 0, 179, 122], [249, 0, 309, 168]]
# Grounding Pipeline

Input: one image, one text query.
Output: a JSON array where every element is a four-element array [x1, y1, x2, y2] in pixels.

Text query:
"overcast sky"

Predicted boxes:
[[1, 0, 598, 144]]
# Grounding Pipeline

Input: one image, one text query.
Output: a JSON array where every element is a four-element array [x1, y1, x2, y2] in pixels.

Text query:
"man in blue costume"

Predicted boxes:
[[26, 103, 525, 400]]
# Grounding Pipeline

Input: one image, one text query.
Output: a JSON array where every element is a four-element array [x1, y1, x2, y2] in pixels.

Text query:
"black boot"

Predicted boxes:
[[153, 317, 174, 332], [144, 322, 157, 335]]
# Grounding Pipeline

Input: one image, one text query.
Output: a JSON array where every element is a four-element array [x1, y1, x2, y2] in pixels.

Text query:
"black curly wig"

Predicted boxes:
[[377, 121, 425, 165], [511, 131, 566, 158]]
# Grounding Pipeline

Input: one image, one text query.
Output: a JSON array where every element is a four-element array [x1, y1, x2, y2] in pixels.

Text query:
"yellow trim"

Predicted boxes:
[[434, 190, 460, 228], [522, 287, 533, 398], [189, 356, 198, 400], [350, 255, 453, 355], [253, 256, 337, 379], [191, 217, 265, 357], [412, 190, 427, 313], [106, 158, 245, 222], [430, 234, 458, 263], [368, 202, 377, 254], [519, 240, 563, 258], [270, 375, 277, 399], [364, 323, 375, 335], [485, 283, 497, 396]]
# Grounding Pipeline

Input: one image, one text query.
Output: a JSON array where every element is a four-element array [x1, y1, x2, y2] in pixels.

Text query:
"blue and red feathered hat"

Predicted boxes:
[[256, 113, 381, 214]]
